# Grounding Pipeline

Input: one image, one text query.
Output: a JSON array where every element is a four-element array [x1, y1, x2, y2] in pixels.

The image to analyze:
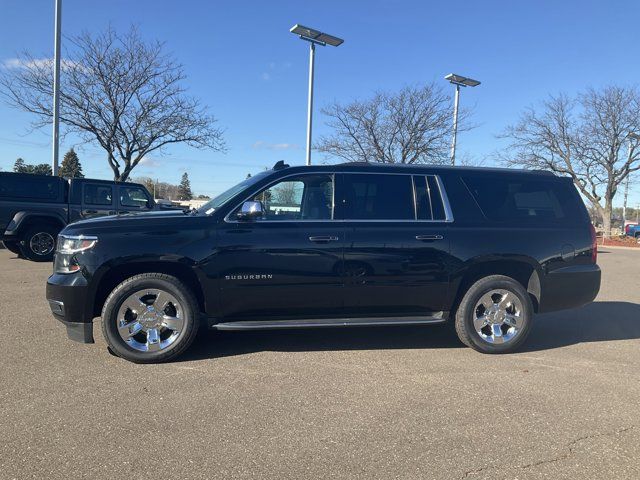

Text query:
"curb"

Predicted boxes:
[[598, 244, 640, 251]]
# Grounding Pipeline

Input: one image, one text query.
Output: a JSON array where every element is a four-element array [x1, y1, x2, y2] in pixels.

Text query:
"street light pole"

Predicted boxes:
[[450, 84, 460, 166], [290, 24, 343, 166], [623, 172, 630, 224], [624, 133, 640, 224], [52, 0, 62, 176], [305, 42, 315, 166], [444, 73, 480, 166]]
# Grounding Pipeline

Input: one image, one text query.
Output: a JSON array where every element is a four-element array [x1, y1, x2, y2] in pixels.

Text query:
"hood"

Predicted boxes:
[[63, 209, 192, 235]]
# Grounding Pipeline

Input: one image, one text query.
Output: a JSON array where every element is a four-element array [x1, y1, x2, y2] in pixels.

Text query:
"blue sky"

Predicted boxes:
[[1, 0, 639, 206]]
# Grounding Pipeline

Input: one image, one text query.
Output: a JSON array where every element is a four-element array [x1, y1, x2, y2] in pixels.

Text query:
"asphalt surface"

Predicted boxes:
[[1, 248, 639, 480]]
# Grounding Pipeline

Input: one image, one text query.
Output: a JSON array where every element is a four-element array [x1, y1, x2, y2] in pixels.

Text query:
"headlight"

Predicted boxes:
[[54, 235, 98, 273]]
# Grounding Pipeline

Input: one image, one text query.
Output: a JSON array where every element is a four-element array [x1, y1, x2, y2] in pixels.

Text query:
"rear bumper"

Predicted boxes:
[[539, 264, 601, 313], [46, 273, 95, 343]]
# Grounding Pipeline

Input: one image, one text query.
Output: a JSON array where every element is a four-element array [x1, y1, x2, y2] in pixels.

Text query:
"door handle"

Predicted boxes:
[[415, 234, 444, 241], [85, 210, 98, 214], [309, 235, 339, 243]]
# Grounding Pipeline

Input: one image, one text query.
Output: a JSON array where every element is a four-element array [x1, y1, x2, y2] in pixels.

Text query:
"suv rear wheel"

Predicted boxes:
[[101, 273, 200, 363], [19, 224, 59, 261], [454, 275, 533, 354]]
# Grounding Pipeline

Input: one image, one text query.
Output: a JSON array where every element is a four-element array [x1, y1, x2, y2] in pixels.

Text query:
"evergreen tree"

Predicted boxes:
[[31, 164, 52, 175], [177, 172, 193, 200], [13, 158, 27, 173], [13, 158, 52, 175], [59, 148, 84, 178]]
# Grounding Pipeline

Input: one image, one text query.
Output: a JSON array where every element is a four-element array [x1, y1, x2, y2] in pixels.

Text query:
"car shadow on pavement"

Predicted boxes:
[[178, 301, 640, 361], [180, 324, 464, 361], [522, 301, 640, 352]]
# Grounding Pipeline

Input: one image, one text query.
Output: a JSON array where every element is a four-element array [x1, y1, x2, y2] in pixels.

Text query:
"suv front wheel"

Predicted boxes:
[[101, 273, 201, 363], [454, 275, 533, 354]]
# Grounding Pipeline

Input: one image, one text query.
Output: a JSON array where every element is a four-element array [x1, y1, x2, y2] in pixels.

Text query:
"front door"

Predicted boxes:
[[336, 173, 451, 317], [216, 173, 344, 320]]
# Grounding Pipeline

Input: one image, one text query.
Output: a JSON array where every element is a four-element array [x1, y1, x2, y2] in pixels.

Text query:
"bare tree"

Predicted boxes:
[[501, 86, 640, 235], [316, 84, 465, 164], [0, 27, 225, 181]]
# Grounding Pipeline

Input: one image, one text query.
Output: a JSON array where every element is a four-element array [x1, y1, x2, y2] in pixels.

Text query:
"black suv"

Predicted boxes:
[[46, 162, 601, 363]]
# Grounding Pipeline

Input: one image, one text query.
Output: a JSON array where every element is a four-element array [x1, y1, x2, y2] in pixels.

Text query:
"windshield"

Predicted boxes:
[[198, 171, 271, 214]]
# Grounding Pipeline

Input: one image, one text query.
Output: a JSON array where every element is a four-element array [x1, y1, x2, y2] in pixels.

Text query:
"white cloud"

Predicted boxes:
[[252, 141, 300, 151], [2, 57, 78, 70], [261, 72, 271, 81], [138, 157, 161, 168]]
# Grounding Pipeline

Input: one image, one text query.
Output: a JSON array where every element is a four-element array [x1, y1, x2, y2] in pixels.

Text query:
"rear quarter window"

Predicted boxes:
[[462, 175, 586, 224]]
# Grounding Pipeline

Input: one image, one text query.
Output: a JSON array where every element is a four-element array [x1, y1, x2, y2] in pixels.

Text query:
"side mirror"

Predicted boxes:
[[237, 200, 264, 221]]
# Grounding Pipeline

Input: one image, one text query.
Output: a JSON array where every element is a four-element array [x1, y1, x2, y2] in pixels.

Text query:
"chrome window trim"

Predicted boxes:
[[224, 172, 336, 223], [224, 170, 454, 224], [434, 175, 454, 222]]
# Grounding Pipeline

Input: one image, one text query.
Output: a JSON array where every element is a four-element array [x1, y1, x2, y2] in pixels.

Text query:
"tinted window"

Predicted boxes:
[[0, 175, 61, 201], [84, 184, 113, 206], [338, 174, 414, 220], [245, 174, 333, 221], [463, 175, 578, 222], [414, 176, 433, 220], [414, 175, 447, 221], [120, 186, 149, 208]]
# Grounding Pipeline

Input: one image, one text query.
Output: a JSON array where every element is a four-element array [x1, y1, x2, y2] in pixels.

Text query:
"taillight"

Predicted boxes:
[[589, 223, 597, 263]]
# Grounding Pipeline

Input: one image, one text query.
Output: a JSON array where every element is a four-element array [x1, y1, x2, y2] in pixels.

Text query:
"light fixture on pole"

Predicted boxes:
[[623, 132, 640, 224], [444, 73, 480, 166], [52, 0, 62, 176], [290, 24, 343, 166]]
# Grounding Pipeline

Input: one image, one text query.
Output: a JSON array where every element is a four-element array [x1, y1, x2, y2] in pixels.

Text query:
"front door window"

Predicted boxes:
[[243, 174, 334, 221]]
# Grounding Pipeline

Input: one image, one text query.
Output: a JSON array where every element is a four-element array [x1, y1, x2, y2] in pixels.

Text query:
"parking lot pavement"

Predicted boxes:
[[0, 249, 639, 479]]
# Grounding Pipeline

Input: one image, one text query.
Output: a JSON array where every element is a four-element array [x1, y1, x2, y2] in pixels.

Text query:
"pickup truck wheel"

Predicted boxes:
[[19, 225, 59, 261], [101, 273, 200, 363], [2, 241, 22, 256], [454, 275, 533, 354]]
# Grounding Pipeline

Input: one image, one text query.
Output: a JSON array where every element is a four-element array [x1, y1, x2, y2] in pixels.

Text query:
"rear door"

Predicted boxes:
[[336, 172, 451, 317], [81, 182, 116, 219]]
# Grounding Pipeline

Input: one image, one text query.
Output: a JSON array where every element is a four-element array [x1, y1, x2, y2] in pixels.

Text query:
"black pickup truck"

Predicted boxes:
[[0, 172, 158, 261]]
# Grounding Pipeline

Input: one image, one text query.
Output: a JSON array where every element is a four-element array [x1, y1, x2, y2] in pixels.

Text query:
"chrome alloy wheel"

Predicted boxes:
[[29, 232, 55, 256], [117, 289, 185, 352], [473, 289, 524, 345]]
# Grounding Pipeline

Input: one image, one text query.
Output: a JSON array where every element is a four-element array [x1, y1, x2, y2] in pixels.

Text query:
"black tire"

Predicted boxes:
[[2, 241, 22, 256], [101, 273, 201, 363], [19, 224, 59, 261], [454, 275, 533, 354]]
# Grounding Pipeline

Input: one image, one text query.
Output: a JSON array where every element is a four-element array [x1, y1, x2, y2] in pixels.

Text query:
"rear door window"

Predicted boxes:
[[83, 184, 114, 206], [336, 174, 415, 220], [462, 175, 581, 223], [414, 175, 447, 221]]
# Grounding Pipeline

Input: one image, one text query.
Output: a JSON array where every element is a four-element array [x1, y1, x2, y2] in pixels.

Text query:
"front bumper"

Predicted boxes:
[[539, 263, 601, 313], [46, 272, 95, 343]]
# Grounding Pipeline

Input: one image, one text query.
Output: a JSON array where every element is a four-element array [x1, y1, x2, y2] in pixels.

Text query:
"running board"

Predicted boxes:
[[212, 314, 446, 331]]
